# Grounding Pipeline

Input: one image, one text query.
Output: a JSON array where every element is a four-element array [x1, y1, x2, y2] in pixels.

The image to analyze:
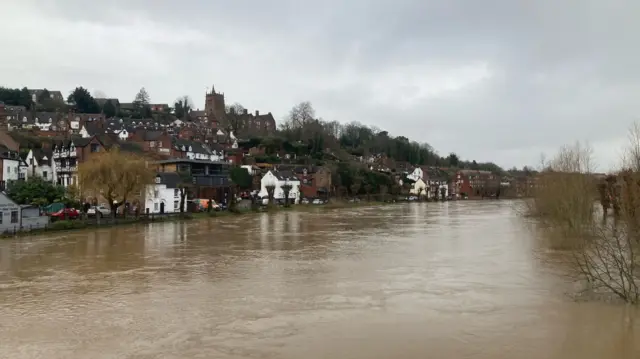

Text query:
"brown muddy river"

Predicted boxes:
[[0, 201, 638, 358]]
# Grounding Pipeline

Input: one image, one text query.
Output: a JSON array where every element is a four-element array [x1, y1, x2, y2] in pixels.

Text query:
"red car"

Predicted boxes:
[[50, 208, 80, 220]]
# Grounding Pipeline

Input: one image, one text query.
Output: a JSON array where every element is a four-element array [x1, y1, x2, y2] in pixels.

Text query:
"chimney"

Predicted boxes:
[[255, 110, 259, 116], [243, 109, 248, 115]]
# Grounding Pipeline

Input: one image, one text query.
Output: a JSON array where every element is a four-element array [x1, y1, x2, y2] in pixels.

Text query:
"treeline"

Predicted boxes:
[[0, 87, 35, 109], [1, 85, 195, 121], [250, 101, 503, 173]]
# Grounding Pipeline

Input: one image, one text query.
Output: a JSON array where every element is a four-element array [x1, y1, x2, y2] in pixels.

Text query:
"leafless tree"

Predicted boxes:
[[533, 136, 640, 304], [281, 183, 292, 207], [265, 185, 276, 206], [288, 101, 315, 128], [623, 121, 640, 171], [225, 102, 245, 115]]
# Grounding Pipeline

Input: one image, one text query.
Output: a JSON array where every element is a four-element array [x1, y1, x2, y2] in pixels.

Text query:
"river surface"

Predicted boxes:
[[0, 201, 638, 358]]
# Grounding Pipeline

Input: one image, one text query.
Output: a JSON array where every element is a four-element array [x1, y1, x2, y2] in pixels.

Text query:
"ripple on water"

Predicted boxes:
[[1, 201, 639, 359]]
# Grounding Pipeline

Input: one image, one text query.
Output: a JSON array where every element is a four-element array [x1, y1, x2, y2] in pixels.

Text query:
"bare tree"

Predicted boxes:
[[288, 101, 315, 128], [265, 185, 276, 206], [623, 121, 640, 171], [134, 87, 151, 106], [532, 135, 640, 304], [225, 102, 245, 115], [281, 183, 292, 207]]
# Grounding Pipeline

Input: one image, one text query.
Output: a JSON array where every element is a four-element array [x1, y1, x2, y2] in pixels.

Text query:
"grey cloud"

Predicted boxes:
[[3, 0, 639, 170]]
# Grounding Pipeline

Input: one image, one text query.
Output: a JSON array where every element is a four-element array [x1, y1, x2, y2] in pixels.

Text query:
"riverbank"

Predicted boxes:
[[1, 200, 398, 238]]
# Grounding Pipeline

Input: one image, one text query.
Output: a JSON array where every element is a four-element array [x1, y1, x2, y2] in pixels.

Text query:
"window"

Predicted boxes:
[[0, 214, 3, 224], [149, 141, 156, 148], [155, 177, 161, 184], [43, 171, 48, 179], [6, 167, 9, 174], [154, 190, 159, 198], [10, 211, 18, 224], [157, 141, 162, 147], [174, 201, 179, 211], [154, 203, 159, 211], [90, 144, 99, 153], [174, 189, 179, 198]]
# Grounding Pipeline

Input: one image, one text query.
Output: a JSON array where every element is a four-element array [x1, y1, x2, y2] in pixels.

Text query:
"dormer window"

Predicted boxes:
[[188, 146, 192, 152], [155, 176, 161, 184]]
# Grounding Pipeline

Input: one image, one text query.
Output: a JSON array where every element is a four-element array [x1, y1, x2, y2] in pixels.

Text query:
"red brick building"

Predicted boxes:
[[294, 166, 332, 199], [457, 169, 501, 198], [129, 129, 172, 156]]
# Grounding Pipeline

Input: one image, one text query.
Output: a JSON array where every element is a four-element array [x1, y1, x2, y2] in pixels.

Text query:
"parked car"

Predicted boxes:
[[50, 208, 80, 221], [87, 205, 111, 218]]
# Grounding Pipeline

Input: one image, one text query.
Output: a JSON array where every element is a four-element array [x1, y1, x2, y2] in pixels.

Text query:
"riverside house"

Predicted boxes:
[[0, 192, 48, 233], [258, 170, 301, 204], [145, 172, 187, 214]]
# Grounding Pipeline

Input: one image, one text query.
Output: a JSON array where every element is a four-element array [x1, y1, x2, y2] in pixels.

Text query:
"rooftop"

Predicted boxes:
[[153, 158, 231, 166]]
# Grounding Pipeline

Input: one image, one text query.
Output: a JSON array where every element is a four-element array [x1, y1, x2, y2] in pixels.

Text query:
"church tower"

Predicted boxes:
[[204, 84, 226, 127]]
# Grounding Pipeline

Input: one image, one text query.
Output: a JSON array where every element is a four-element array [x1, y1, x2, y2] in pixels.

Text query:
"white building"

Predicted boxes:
[[51, 138, 83, 187], [23, 149, 54, 182], [406, 167, 424, 182], [173, 140, 226, 162], [0, 146, 22, 187], [241, 165, 257, 175], [117, 128, 129, 141], [258, 170, 301, 204], [145, 173, 186, 214], [427, 180, 449, 199], [409, 178, 428, 197]]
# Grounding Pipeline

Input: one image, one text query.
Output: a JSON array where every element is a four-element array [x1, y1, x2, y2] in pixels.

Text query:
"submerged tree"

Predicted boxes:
[[265, 185, 276, 206], [176, 171, 193, 213], [281, 183, 293, 207]]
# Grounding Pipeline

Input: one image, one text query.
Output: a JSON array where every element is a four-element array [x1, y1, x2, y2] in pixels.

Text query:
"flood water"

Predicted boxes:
[[0, 201, 638, 358]]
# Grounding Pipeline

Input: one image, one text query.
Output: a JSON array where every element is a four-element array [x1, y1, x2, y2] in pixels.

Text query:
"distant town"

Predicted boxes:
[[0, 83, 539, 232]]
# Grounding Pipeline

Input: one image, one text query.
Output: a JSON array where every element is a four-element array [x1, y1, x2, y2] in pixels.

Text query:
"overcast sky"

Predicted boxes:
[[1, 0, 638, 170]]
